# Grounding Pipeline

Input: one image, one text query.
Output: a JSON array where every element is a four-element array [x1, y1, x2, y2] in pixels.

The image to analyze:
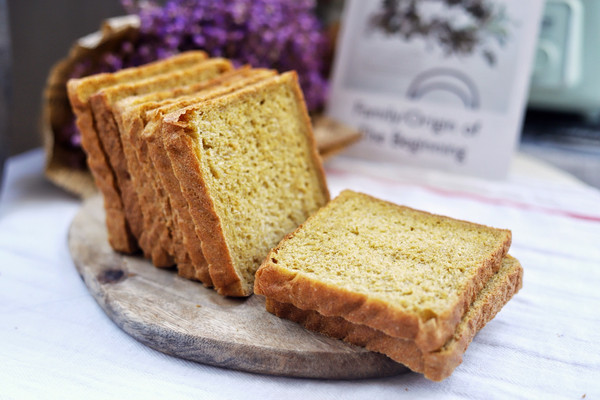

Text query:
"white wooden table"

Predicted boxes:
[[1, 149, 599, 399]]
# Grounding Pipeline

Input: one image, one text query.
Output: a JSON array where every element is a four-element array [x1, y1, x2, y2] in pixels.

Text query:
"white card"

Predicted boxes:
[[326, 0, 545, 179]]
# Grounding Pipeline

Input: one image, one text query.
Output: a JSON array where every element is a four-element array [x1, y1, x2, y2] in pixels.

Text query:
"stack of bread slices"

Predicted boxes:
[[68, 51, 521, 380], [254, 190, 522, 381], [67, 51, 330, 296]]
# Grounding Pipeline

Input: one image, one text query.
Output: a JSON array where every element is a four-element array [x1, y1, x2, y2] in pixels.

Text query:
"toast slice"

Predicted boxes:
[[254, 190, 512, 351], [161, 72, 330, 296], [88, 58, 233, 264], [265, 255, 523, 381], [115, 68, 276, 284], [113, 67, 254, 282], [67, 51, 208, 253]]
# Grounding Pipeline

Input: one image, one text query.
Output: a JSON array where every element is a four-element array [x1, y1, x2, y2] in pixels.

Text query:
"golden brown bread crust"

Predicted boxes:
[[162, 71, 329, 296], [67, 51, 207, 104], [88, 59, 233, 266], [66, 51, 208, 253], [265, 255, 523, 381], [145, 130, 212, 284], [254, 190, 511, 351], [162, 124, 243, 295], [89, 95, 149, 258], [114, 65, 252, 115], [116, 98, 186, 271], [67, 86, 139, 253]]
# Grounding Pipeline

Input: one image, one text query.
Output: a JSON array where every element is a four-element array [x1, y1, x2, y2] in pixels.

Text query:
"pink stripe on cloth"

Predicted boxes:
[[325, 166, 600, 224]]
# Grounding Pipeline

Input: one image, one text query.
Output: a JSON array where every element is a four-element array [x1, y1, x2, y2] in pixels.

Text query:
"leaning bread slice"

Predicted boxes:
[[67, 50, 208, 253], [89, 58, 233, 265], [265, 255, 523, 381], [142, 69, 278, 283], [113, 66, 255, 281], [116, 68, 276, 284], [161, 71, 330, 296], [254, 190, 512, 351]]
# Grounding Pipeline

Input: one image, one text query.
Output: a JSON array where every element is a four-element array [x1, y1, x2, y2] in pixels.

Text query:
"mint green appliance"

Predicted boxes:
[[528, 0, 600, 121]]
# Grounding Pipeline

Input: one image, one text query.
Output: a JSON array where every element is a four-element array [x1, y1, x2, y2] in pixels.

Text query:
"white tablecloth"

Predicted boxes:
[[1, 149, 599, 399]]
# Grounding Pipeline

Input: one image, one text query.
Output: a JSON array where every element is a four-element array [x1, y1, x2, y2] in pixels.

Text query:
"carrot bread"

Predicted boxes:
[[141, 70, 278, 283], [160, 71, 330, 296], [265, 255, 523, 381], [112, 67, 255, 282], [115, 68, 276, 284], [88, 58, 233, 264], [66, 50, 208, 253], [254, 190, 512, 351]]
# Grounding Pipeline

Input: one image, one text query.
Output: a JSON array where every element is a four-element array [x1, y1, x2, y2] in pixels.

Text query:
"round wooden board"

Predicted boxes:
[[68, 195, 408, 379]]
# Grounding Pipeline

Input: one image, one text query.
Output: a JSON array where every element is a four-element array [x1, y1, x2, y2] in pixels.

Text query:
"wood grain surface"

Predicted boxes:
[[68, 195, 407, 379]]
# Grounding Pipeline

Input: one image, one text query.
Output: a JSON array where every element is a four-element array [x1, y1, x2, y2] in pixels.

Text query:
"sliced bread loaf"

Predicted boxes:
[[112, 67, 255, 282], [88, 58, 233, 264], [160, 71, 330, 296], [115, 68, 276, 284], [265, 255, 523, 381], [254, 190, 512, 351], [67, 50, 208, 253]]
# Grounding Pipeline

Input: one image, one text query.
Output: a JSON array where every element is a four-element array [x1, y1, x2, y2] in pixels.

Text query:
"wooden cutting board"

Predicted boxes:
[[68, 195, 407, 379]]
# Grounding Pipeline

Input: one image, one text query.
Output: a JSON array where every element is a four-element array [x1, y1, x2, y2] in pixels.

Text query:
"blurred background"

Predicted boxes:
[[4, 0, 122, 156], [1, 0, 599, 188]]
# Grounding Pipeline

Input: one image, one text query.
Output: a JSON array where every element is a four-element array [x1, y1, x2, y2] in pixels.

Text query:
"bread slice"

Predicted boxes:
[[115, 68, 276, 284], [254, 190, 512, 351], [265, 255, 523, 381], [144, 70, 278, 283], [67, 51, 208, 253], [160, 71, 330, 296], [112, 67, 253, 282], [89, 58, 233, 265], [88, 58, 233, 265]]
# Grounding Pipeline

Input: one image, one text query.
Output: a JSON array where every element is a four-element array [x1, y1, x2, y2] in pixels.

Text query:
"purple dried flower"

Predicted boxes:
[[62, 0, 331, 167], [129, 0, 331, 111]]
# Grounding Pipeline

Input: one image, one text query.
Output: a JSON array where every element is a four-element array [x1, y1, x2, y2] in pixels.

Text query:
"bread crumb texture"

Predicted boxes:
[[190, 76, 328, 287], [269, 190, 511, 320]]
